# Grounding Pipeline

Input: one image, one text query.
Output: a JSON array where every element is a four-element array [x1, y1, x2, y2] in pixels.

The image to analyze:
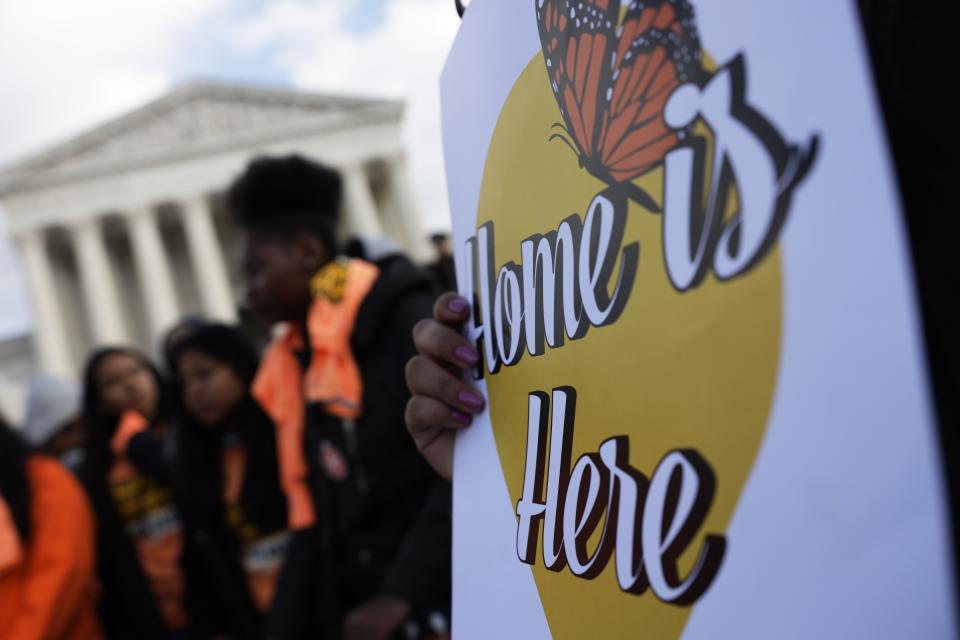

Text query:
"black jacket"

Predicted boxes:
[[267, 255, 451, 640], [173, 398, 288, 640], [83, 425, 210, 640], [95, 423, 271, 640]]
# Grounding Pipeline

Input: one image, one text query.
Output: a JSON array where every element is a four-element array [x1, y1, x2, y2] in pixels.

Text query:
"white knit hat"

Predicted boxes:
[[22, 374, 81, 447]]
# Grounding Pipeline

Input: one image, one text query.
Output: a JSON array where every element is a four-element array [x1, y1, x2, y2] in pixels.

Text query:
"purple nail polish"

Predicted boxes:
[[448, 297, 468, 313], [452, 411, 472, 426], [458, 390, 485, 410], [455, 345, 479, 366]]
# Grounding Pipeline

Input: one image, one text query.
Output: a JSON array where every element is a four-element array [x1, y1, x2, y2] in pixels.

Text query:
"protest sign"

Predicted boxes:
[[440, 1, 957, 637]]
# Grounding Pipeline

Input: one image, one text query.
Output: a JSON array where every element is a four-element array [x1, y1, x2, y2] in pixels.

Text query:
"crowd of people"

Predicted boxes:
[[0, 154, 460, 640], [2, 2, 957, 638]]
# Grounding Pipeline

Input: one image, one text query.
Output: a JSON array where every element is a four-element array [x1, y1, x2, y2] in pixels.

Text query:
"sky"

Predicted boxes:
[[0, 0, 462, 338]]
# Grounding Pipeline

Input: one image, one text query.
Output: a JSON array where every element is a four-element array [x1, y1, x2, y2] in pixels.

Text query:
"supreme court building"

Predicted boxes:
[[0, 81, 430, 393]]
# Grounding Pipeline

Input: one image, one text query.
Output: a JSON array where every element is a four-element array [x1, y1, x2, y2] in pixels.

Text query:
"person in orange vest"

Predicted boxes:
[[79, 347, 202, 639], [0, 416, 103, 640], [228, 154, 451, 640]]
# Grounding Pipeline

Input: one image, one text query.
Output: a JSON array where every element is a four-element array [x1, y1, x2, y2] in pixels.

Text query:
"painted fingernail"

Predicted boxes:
[[452, 411, 472, 426], [455, 345, 479, 366], [458, 389, 485, 411], [448, 297, 468, 313]]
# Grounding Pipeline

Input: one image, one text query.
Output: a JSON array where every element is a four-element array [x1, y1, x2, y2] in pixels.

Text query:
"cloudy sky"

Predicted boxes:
[[0, 0, 462, 338]]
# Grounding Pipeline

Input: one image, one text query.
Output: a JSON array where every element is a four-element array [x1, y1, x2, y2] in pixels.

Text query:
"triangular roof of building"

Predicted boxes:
[[0, 80, 403, 195]]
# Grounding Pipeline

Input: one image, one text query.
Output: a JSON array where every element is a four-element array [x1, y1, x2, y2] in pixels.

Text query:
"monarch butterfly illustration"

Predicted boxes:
[[536, 0, 704, 210]]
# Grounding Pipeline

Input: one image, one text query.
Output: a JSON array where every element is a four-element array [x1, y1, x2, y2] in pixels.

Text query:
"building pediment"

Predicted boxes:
[[0, 81, 402, 195]]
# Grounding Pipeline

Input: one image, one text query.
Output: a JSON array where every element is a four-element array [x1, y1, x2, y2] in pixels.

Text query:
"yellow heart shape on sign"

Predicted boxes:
[[473, 53, 782, 638]]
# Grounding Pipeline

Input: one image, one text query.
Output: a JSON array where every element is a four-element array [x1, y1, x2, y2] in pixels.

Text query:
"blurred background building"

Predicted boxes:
[[0, 0, 462, 422], [0, 80, 433, 418]]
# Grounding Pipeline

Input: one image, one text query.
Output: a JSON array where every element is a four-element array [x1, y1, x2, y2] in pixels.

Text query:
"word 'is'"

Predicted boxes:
[[459, 58, 817, 374]]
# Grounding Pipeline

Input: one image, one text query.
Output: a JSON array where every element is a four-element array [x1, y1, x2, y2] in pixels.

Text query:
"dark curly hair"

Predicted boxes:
[[226, 154, 342, 254]]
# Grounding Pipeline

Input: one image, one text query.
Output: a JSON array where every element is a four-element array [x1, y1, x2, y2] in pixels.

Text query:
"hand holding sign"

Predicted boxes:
[[405, 292, 485, 481]]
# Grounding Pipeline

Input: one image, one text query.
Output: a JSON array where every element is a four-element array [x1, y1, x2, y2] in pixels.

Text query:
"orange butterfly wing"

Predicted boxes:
[[598, 0, 702, 182], [536, 0, 620, 167], [536, 0, 703, 185]]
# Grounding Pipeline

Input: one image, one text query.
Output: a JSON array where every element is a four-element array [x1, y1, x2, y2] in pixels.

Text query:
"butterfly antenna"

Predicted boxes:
[[551, 122, 575, 140], [548, 122, 580, 159], [603, 182, 663, 214], [549, 133, 581, 159]]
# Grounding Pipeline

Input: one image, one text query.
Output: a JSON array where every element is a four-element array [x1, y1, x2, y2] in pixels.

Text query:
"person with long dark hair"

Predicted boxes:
[[169, 323, 289, 639], [0, 416, 102, 639], [80, 347, 198, 639]]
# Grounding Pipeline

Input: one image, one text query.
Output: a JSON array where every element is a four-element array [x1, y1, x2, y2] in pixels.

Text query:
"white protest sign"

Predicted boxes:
[[440, 1, 957, 637]]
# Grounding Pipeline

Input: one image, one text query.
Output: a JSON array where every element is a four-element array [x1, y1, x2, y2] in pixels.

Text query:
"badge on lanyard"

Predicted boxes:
[[319, 440, 349, 483]]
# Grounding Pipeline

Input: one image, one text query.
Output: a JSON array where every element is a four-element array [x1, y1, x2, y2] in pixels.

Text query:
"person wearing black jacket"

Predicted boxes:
[[857, 0, 960, 568], [169, 323, 289, 640], [227, 154, 451, 640], [80, 347, 208, 640]]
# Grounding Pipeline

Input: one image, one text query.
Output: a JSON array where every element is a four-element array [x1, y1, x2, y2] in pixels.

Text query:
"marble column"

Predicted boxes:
[[127, 207, 180, 339], [180, 197, 237, 322], [71, 217, 129, 345], [341, 163, 383, 238], [16, 229, 73, 375], [388, 155, 431, 262]]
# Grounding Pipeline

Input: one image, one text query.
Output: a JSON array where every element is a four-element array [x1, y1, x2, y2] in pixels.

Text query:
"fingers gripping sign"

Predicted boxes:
[[405, 292, 486, 481]]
